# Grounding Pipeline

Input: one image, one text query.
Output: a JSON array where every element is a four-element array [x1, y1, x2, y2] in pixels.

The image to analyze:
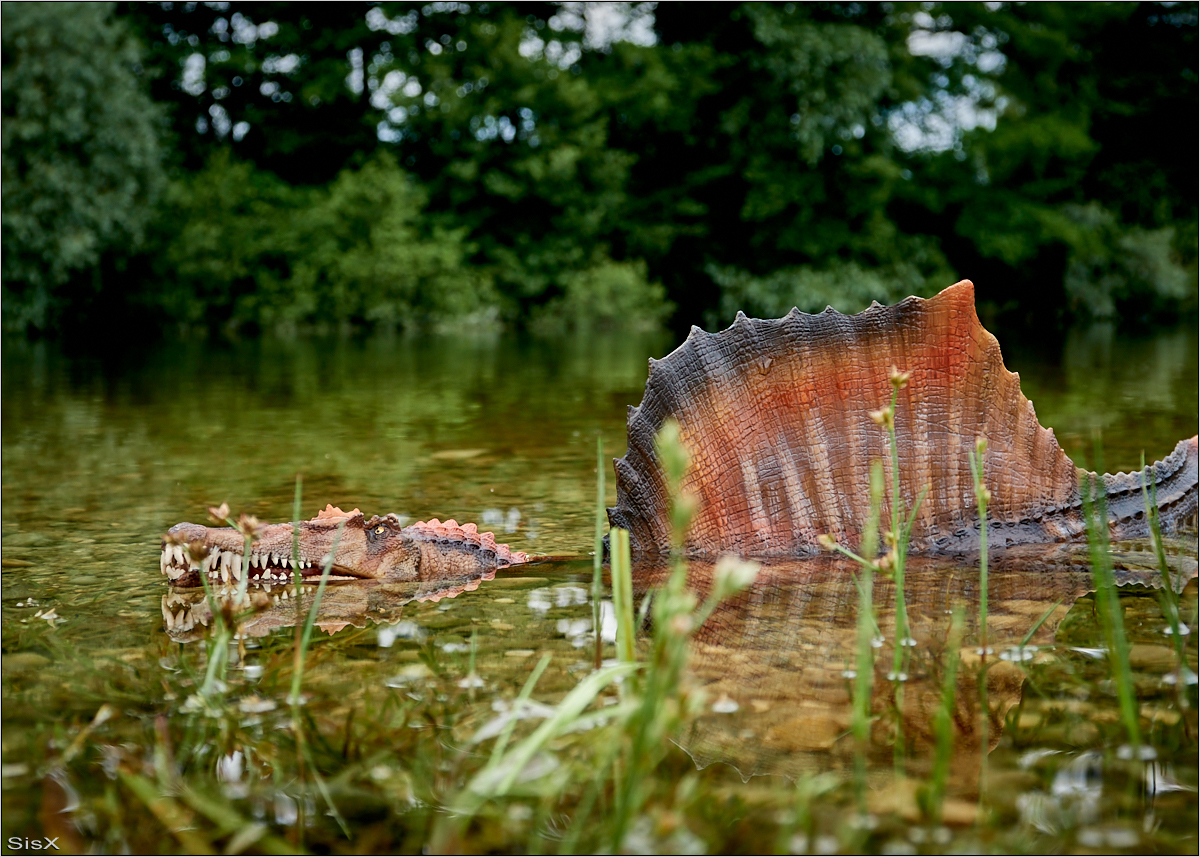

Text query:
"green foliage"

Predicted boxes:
[[4, 2, 1196, 334], [707, 249, 950, 324], [1058, 204, 1195, 318], [899, 2, 1198, 321], [1, 2, 165, 330], [529, 259, 672, 334], [746, 6, 891, 166], [150, 151, 496, 332]]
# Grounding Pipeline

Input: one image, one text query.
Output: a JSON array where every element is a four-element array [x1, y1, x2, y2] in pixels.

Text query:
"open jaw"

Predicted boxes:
[[159, 543, 366, 588]]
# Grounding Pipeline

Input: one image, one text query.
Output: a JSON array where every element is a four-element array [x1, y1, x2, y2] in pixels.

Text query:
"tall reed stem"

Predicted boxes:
[[290, 519, 345, 705], [594, 437, 606, 670], [1140, 454, 1191, 699], [1081, 468, 1142, 750], [609, 527, 636, 667], [853, 461, 884, 811], [922, 606, 964, 824], [968, 438, 990, 792]]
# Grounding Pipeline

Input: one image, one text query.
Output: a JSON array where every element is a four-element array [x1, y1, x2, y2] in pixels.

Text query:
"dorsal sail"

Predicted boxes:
[[608, 280, 1198, 556]]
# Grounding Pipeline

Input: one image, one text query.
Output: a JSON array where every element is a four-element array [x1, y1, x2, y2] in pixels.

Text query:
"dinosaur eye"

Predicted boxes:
[[374, 525, 386, 535]]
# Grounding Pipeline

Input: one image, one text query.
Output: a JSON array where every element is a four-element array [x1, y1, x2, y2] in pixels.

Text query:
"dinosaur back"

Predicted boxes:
[[608, 280, 1085, 555]]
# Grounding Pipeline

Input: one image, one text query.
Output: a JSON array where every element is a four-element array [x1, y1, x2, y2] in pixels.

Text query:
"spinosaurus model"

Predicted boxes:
[[160, 280, 1199, 586]]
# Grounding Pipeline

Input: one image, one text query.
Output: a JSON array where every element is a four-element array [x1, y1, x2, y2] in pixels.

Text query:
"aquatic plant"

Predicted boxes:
[[428, 419, 757, 853], [608, 419, 757, 850], [920, 606, 964, 824], [968, 437, 991, 793], [593, 437, 606, 670], [1141, 453, 1195, 697], [1080, 463, 1143, 752], [819, 368, 928, 773]]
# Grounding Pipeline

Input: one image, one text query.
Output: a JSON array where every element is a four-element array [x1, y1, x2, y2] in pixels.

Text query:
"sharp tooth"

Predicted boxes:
[[163, 604, 175, 628], [221, 565, 230, 584], [289, 558, 298, 570], [160, 551, 168, 573]]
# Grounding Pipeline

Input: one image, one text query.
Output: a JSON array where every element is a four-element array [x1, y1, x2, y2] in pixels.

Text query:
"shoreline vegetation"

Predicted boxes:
[[2, 3, 1197, 339]]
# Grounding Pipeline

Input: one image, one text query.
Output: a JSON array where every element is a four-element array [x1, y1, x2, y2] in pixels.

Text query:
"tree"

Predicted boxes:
[[2, 2, 166, 331], [147, 150, 496, 332], [12, 2, 1192, 336], [888, 2, 1198, 324]]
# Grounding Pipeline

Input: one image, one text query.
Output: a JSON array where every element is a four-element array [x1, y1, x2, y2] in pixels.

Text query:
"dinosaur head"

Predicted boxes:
[[161, 505, 421, 587]]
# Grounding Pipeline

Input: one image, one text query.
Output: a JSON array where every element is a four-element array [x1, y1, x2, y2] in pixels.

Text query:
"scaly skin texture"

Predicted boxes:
[[608, 280, 1199, 556], [161, 505, 527, 588]]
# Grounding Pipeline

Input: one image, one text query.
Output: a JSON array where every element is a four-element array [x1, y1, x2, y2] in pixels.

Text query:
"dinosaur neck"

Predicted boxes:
[[1100, 436, 1199, 540]]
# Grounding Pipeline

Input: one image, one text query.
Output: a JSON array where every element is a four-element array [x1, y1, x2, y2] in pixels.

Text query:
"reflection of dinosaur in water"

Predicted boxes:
[[161, 280, 1197, 585], [161, 559, 496, 643], [639, 544, 1197, 784]]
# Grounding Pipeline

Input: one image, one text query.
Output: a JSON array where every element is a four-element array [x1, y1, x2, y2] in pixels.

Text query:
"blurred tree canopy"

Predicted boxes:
[[2, 2, 166, 330], [2, 1, 1195, 337]]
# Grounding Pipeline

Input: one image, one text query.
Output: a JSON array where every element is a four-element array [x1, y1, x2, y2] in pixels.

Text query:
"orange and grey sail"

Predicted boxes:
[[608, 280, 1198, 556]]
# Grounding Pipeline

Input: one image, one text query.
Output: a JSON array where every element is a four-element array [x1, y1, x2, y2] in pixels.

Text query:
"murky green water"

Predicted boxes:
[[2, 322, 1197, 853]]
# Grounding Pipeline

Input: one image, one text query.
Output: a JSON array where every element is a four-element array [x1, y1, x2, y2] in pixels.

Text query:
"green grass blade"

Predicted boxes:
[[1020, 598, 1064, 649], [594, 437, 606, 670], [290, 518, 345, 705], [485, 654, 552, 767], [610, 527, 636, 666]]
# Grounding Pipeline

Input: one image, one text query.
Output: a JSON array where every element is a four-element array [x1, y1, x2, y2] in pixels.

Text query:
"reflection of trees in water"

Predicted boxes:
[[0, 330, 668, 558], [1007, 322, 1198, 472]]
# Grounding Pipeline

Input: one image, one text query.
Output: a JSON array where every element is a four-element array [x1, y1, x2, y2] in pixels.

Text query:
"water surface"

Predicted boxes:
[[3, 322, 1197, 853]]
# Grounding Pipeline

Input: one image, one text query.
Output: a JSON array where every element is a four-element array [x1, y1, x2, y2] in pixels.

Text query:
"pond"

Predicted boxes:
[[2, 319, 1197, 854]]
